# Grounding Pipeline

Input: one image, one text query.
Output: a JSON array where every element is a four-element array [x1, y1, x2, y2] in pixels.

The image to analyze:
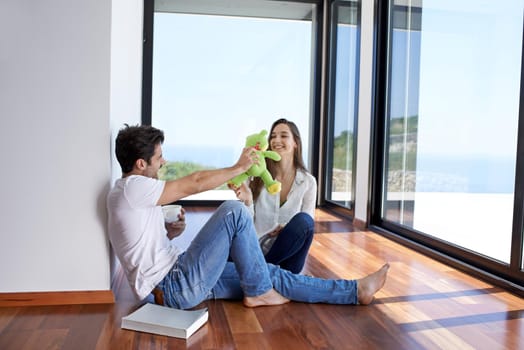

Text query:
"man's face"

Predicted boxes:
[[143, 143, 166, 179]]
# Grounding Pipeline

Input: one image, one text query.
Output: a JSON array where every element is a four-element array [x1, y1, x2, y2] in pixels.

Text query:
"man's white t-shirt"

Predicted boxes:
[[107, 175, 181, 300]]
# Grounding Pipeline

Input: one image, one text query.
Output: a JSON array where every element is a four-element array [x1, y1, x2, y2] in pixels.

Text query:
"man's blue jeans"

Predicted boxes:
[[159, 201, 358, 309]]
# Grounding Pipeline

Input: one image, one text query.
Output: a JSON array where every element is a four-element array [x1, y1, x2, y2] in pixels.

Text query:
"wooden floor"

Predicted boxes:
[[1, 207, 524, 349]]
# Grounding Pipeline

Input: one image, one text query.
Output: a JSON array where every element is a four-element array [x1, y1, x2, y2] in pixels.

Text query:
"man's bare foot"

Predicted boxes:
[[243, 288, 290, 308], [357, 263, 390, 305]]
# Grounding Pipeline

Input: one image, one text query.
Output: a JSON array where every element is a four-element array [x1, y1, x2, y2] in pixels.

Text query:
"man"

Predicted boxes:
[[107, 124, 388, 310]]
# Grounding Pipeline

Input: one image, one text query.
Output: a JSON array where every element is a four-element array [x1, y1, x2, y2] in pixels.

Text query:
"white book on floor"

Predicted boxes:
[[121, 303, 208, 339]]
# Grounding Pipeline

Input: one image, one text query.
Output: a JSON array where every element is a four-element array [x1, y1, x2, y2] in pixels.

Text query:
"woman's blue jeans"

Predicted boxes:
[[159, 201, 358, 309], [264, 212, 314, 273]]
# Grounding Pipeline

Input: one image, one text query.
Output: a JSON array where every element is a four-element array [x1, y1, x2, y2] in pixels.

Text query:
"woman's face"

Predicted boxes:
[[270, 123, 297, 158]]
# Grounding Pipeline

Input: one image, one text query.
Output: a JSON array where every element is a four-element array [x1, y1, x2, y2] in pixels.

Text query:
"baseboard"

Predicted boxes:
[[353, 217, 367, 230], [0, 290, 115, 307]]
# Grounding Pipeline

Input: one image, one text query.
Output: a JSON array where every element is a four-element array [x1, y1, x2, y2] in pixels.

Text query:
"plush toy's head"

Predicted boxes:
[[245, 130, 269, 151], [228, 129, 281, 194]]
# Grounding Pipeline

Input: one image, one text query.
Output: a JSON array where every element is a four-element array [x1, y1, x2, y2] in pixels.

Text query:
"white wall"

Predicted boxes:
[[109, 0, 143, 278], [110, 0, 143, 182], [0, 0, 114, 292]]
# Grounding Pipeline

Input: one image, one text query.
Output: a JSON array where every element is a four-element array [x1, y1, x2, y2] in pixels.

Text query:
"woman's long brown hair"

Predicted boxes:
[[250, 118, 308, 202]]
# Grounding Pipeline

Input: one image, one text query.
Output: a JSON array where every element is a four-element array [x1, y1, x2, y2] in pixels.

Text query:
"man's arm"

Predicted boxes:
[[157, 146, 256, 205]]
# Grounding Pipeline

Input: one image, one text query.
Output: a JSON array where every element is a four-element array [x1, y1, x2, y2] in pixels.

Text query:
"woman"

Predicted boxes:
[[232, 118, 317, 273]]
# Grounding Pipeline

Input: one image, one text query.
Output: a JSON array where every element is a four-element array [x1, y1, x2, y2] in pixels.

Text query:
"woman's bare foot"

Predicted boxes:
[[243, 288, 290, 308], [357, 263, 390, 305]]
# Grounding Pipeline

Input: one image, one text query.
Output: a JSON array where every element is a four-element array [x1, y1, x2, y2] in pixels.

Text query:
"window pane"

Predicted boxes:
[[152, 2, 315, 200], [383, 0, 523, 263], [327, 1, 360, 208]]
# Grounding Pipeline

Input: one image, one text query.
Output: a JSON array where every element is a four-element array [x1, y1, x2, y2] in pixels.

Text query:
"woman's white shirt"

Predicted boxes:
[[249, 169, 317, 238]]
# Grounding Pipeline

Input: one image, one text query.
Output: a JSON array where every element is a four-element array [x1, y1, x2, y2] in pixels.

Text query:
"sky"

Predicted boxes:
[[412, 0, 522, 157], [152, 13, 312, 154], [150, 1, 523, 189]]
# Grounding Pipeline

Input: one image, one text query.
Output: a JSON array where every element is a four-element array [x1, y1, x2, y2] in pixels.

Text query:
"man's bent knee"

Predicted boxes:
[[218, 200, 245, 213]]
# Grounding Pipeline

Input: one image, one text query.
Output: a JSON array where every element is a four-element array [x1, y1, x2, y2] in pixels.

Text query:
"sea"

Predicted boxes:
[[416, 155, 516, 193], [163, 145, 516, 194], [163, 144, 238, 169]]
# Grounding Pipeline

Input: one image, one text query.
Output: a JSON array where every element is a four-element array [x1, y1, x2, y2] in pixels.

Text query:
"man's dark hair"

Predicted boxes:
[[115, 124, 165, 173]]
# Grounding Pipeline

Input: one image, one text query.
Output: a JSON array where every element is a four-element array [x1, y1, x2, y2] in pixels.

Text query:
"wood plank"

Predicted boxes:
[[0, 307, 19, 333], [222, 301, 263, 333], [59, 304, 112, 350], [0, 329, 68, 350]]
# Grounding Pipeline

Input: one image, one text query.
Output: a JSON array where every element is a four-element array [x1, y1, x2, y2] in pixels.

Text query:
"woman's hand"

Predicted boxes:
[[228, 181, 254, 206], [268, 225, 284, 237], [165, 208, 186, 240]]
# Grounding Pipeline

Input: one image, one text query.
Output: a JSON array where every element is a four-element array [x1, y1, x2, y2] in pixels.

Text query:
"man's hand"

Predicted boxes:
[[235, 146, 259, 173], [165, 208, 186, 240]]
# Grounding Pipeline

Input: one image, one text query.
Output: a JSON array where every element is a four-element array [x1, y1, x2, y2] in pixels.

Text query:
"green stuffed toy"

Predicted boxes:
[[228, 130, 282, 194]]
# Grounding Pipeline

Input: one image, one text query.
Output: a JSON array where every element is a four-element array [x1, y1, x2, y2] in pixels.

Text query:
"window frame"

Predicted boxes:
[[321, 0, 362, 218]]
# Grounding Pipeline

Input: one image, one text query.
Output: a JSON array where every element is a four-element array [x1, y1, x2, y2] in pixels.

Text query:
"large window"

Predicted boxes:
[[143, 0, 524, 289], [375, 0, 524, 283], [325, 0, 360, 211], [144, 0, 319, 201]]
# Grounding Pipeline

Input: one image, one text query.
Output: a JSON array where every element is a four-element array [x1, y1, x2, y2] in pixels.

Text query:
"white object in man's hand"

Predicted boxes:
[[162, 204, 182, 223]]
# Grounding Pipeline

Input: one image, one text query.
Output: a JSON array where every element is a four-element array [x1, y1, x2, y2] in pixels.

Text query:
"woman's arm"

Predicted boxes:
[[301, 175, 318, 218], [229, 181, 255, 217], [229, 181, 254, 206]]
